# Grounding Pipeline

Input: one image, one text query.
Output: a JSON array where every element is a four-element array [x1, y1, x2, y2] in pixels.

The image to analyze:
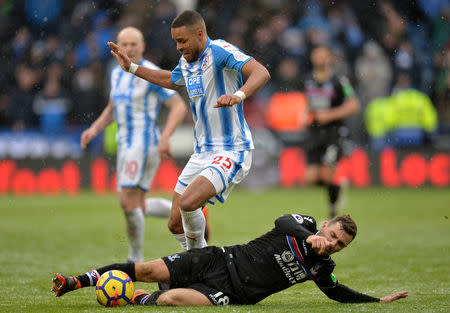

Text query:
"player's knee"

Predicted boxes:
[[179, 194, 200, 212], [119, 197, 135, 212], [156, 292, 172, 305], [156, 292, 179, 306]]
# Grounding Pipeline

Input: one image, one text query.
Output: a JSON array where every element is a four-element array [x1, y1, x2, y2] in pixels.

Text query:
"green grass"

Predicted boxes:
[[1, 187, 449, 312]]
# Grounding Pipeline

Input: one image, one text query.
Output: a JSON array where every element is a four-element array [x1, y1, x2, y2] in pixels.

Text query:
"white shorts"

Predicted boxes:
[[116, 145, 160, 192], [174, 150, 252, 204]]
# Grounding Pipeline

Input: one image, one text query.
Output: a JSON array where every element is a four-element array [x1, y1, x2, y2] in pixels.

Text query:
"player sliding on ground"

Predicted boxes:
[[52, 214, 408, 306]]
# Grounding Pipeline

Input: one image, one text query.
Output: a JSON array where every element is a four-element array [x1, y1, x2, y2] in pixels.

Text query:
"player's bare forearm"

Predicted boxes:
[[80, 100, 114, 148], [91, 100, 115, 134], [327, 97, 360, 121], [108, 41, 179, 90], [240, 59, 271, 98], [134, 66, 180, 90]]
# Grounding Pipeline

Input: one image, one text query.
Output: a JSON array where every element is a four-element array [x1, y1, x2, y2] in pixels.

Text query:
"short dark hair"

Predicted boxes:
[[328, 214, 357, 239], [171, 10, 205, 29]]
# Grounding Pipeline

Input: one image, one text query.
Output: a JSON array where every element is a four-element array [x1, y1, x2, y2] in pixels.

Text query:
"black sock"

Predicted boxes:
[[77, 263, 136, 288], [327, 184, 340, 206], [140, 290, 164, 305]]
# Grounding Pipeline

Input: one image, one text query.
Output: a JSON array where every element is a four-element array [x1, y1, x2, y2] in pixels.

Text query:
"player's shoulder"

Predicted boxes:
[[211, 39, 252, 65], [334, 74, 351, 86], [290, 214, 317, 228], [211, 39, 234, 48]]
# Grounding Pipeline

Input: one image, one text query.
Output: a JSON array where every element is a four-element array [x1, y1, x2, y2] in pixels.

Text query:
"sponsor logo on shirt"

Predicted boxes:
[[186, 75, 205, 97], [274, 251, 307, 284], [231, 50, 248, 62], [292, 214, 303, 224]]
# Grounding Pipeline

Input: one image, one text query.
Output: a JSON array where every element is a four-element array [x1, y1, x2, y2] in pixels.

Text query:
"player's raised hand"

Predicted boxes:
[[108, 41, 131, 72], [306, 235, 333, 255], [80, 128, 97, 149], [214, 94, 241, 108], [380, 291, 408, 303]]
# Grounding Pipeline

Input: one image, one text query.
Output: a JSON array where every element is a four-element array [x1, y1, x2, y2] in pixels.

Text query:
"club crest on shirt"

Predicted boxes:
[[281, 250, 294, 262], [201, 56, 209, 71]]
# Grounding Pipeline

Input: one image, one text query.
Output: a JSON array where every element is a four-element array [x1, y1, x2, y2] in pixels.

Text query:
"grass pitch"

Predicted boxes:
[[1, 187, 449, 312]]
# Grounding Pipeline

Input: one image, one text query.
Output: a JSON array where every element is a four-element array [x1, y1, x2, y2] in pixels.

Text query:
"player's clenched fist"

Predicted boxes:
[[306, 235, 333, 255], [214, 94, 241, 108]]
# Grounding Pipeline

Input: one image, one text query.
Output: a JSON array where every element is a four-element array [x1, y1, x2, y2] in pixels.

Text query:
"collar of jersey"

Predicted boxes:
[[196, 37, 211, 62]]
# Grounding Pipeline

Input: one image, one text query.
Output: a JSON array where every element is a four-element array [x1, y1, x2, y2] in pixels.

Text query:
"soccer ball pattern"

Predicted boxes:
[[96, 270, 134, 306]]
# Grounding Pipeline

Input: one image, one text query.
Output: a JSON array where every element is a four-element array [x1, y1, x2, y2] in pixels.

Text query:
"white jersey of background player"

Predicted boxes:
[[108, 10, 270, 251], [81, 27, 186, 262]]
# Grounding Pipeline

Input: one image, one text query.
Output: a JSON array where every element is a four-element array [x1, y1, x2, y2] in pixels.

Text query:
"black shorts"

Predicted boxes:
[[305, 128, 344, 166], [162, 246, 241, 305]]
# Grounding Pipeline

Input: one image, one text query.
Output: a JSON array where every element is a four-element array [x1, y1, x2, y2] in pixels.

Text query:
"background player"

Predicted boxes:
[[303, 45, 360, 218], [80, 27, 187, 262], [107, 11, 271, 250], [52, 213, 408, 306]]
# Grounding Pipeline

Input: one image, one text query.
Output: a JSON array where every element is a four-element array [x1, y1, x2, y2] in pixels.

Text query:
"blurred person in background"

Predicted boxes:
[[80, 27, 187, 263], [32, 62, 71, 134], [302, 45, 360, 218], [108, 10, 270, 252], [9, 64, 39, 131]]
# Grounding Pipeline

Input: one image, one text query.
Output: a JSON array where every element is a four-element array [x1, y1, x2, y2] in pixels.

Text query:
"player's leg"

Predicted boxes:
[[179, 176, 215, 249], [170, 153, 215, 250], [142, 147, 171, 218], [167, 191, 188, 250], [304, 164, 321, 185], [321, 143, 343, 218], [133, 288, 212, 306], [168, 192, 210, 250], [52, 259, 169, 297], [119, 187, 146, 262], [320, 164, 340, 218], [145, 197, 172, 217]]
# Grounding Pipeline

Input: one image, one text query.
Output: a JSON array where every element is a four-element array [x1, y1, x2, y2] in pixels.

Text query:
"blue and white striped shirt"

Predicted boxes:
[[110, 59, 176, 147], [171, 38, 254, 153]]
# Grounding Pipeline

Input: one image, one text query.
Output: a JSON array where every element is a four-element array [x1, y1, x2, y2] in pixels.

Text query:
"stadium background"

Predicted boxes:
[[0, 1, 449, 312]]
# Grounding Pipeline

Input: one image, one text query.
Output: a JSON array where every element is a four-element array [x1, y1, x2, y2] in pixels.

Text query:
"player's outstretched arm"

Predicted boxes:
[[80, 100, 114, 149], [107, 41, 180, 90], [318, 280, 408, 304], [380, 291, 409, 303]]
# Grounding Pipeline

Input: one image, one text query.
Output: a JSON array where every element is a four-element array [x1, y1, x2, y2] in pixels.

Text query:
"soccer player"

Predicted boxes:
[[52, 213, 408, 306], [80, 27, 187, 263], [303, 45, 360, 218], [107, 11, 270, 250]]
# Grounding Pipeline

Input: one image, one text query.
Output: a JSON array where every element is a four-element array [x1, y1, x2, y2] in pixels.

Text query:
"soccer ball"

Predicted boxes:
[[96, 270, 134, 307]]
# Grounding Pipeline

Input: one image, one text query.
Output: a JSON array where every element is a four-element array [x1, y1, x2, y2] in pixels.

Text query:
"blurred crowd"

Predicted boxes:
[[0, 0, 449, 149]]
